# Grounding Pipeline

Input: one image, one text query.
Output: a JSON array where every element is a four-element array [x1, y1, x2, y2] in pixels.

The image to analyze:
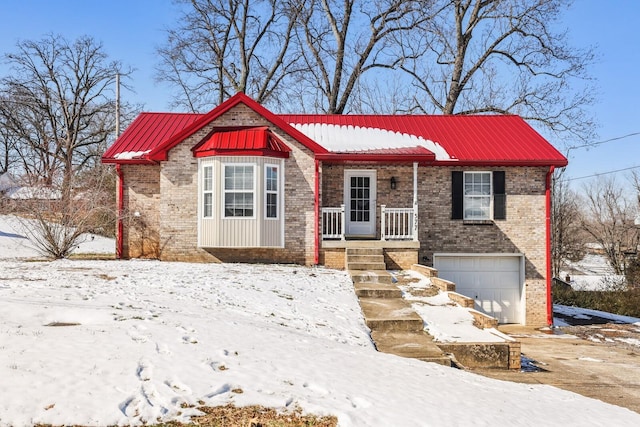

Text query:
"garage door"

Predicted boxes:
[[434, 254, 523, 324]]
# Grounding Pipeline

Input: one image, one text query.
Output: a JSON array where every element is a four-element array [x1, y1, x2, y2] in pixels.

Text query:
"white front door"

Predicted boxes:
[[344, 170, 376, 237]]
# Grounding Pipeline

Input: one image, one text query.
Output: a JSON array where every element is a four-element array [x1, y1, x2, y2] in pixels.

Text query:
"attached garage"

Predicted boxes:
[[433, 254, 525, 324]]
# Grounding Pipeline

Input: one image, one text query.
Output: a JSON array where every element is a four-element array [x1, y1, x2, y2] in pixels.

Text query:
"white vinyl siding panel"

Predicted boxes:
[[198, 156, 283, 248]]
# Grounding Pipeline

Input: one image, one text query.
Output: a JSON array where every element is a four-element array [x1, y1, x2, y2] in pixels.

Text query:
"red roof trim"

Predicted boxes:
[[431, 159, 568, 167], [316, 145, 436, 164], [147, 93, 327, 162]]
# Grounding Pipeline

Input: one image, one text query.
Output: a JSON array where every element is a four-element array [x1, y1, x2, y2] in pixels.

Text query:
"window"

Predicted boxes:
[[203, 165, 213, 218], [224, 164, 254, 217], [464, 171, 491, 220], [350, 176, 371, 222], [451, 171, 506, 221], [265, 165, 279, 219]]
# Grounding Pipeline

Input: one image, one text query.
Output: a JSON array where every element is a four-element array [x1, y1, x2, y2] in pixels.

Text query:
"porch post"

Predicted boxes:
[[340, 204, 346, 240], [413, 162, 419, 241], [381, 204, 386, 241]]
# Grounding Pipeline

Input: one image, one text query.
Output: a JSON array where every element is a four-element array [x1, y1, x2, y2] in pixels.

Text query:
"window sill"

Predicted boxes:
[[462, 219, 494, 225]]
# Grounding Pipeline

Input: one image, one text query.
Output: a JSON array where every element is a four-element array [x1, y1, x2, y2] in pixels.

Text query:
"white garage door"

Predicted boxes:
[[434, 254, 523, 324]]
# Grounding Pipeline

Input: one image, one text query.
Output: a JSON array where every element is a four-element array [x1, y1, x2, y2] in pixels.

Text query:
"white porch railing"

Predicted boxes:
[[321, 205, 345, 240], [321, 205, 418, 241], [381, 205, 418, 241]]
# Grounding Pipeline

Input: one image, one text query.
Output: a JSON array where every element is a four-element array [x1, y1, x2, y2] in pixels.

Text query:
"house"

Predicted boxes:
[[102, 93, 567, 327]]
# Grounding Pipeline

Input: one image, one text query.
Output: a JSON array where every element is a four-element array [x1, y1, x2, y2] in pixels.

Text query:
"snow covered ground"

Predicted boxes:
[[2, 216, 640, 426], [561, 253, 625, 291], [0, 215, 115, 259]]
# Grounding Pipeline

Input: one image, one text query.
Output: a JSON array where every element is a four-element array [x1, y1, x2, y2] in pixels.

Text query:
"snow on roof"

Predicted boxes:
[[113, 150, 151, 160], [290, 123, 451, 160]]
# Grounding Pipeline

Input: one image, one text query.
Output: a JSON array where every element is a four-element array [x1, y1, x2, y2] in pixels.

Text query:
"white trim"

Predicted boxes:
[[222, 163, 256, 219], [463, 171, 492, 220], [202, 165, 214, 218], [344, 169, 377, 237], [264, 163, 279, 220]]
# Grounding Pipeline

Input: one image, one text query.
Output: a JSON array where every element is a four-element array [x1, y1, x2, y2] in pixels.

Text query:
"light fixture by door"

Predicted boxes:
[[390, 176, 397, 190]]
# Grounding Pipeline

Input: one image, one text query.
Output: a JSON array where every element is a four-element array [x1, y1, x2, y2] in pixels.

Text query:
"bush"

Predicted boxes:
[[553, 282, 640, 318]]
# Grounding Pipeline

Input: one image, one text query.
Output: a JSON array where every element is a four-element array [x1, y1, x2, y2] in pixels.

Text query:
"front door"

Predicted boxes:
[[344, 170, 376, 237]]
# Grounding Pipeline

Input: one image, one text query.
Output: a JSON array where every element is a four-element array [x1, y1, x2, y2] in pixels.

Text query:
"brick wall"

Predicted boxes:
[[121, 164, 161, 258], [320, 164, 549, 326], [147, 103, 317, 264]]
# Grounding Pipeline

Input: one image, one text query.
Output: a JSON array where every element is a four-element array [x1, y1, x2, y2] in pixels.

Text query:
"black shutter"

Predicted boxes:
[[452, 171, 463, 220], [493, 171, 506, 220]]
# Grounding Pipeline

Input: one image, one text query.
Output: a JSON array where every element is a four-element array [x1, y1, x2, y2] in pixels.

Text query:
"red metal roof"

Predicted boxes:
[[101, 94, 567, 167], [279, 114, 568, 166], [103, 112, 203, 163], [192, 127, 291, 158]]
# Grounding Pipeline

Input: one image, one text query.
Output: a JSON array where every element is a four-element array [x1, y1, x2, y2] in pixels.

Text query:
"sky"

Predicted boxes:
[[0, 0, 638, 187]]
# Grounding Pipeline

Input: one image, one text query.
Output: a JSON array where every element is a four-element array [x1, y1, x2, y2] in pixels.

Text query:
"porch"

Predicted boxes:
[[321, 204, 419, 242], [319, 213, 420, 271]]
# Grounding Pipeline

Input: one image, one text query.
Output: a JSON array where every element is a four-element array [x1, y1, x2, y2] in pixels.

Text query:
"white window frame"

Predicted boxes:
[[265, 164, 279, 220], [463, 171, 492, 220], [202, 165, 214, 218], [223, 163, 256, 219]]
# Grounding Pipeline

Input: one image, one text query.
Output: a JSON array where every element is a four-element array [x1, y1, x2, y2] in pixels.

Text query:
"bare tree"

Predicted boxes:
[[581, 177, 639, 276], [0, 103, 19, 174], [397, 0, 596, 142], [292, 0, 432, 113], [551, 170, 585, 277], [1, 34, 129, 201], [157, 0, 302, 112], [0, 34, 130, 258]]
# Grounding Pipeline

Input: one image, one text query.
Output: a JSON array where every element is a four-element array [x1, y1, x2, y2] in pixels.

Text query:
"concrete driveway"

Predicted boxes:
[[473, 325, 640, 414]]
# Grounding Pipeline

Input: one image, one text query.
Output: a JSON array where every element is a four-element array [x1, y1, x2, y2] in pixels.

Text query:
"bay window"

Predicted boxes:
[[224, 164, 255, 218]]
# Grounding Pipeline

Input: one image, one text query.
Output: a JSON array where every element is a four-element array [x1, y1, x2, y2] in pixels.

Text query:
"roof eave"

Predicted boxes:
[[101, 157, 157, 165], [315, 153, 436, 163], [432, 159, 568, 167]]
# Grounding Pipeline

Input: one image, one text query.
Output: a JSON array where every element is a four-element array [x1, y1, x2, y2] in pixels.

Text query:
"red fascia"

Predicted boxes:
[[546, 165, 555, 326], [315, 153, 435, 163], [432, 159, 569, 167], [116, 164, 124, 259]]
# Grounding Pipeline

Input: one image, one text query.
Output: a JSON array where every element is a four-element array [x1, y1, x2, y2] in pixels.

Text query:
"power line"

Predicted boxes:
[[568, 132, 640, 150], [565, 164, 640, 181]]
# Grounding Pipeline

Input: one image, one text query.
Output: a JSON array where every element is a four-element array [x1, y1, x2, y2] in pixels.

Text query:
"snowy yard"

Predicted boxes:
[[2, 216, 640, 426]]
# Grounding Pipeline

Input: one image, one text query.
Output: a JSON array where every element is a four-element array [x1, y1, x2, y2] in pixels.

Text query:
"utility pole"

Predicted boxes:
[[115, 73, 120, 138]]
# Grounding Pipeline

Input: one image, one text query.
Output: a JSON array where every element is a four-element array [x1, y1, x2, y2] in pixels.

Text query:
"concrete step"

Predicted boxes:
[[346, 254, 385, 264], [350, 270, 393, 284], [354, 282, 403, 298], [371, 331, 452, 366], [346, 247, 383, 256], [347, 261, 387, 271], [358, 297, 424, 333]]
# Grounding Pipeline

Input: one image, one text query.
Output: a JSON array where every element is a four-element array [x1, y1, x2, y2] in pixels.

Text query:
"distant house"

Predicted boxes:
[[102, 93, 567, 326]]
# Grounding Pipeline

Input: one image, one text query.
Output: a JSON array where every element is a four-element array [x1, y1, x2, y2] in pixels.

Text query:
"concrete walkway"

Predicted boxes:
[[474, 325, 640, 414], [349, 263, 451, 366]]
